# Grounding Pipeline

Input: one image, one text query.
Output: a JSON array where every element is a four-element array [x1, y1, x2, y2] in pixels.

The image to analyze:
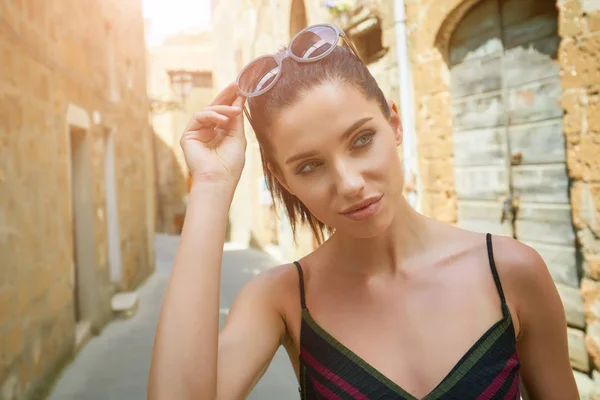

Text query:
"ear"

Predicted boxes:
[[267, 163, 293, 195], [387, 100, 403, 147]]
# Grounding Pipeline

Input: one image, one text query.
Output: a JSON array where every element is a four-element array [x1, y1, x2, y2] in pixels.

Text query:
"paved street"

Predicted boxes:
[[49, 234, 298, 400]]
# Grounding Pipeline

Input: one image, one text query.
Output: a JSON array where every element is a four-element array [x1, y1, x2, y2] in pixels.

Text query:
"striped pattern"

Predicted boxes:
[[296, 234, 521, 399], [299, 308, 520, 399]]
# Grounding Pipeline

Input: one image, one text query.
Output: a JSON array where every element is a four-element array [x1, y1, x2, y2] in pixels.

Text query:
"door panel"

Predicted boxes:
[[457, 200, 513, 236], [450, 0, 502, 65], [455, 166, 508, 200], [504, 36, 560, 87], [450, 0, 507, 236], [508, 121, 565, 164], [508, 79, 562, 124], [450, 0, 502, 46], [516, 204, 576, 245], [449, 0, 576, 286], [501, 0, 557, 26], [452, 92, 506, 131], [503, 14, 558, 49], [450, 55, 503, 98], [453, 128, 506, 167], [522, 241, 579, 288], [450, 37, 504, 66], [512, 164, 570, 203]]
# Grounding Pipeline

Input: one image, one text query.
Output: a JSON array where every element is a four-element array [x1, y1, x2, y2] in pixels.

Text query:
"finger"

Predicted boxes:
[[217, 95, 247, 142], [185, 110, 229, 134], [232, 95, 246, 109], [232, 95, 247, 138], [187, 106, 241, 130], [201, 105, 242, 117], [208, 82, 239, 107]]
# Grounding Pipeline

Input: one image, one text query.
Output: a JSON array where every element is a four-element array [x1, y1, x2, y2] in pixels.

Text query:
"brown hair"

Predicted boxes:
[[247, 45, 391, 244]]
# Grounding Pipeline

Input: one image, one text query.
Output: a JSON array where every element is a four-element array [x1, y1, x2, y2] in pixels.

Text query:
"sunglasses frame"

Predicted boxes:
[[235, 23, 362, 98]]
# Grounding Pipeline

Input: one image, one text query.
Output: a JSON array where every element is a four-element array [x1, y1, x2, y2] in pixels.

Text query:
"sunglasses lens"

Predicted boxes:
[[290, 25, 338, 60], [238, 56, 279, 96]]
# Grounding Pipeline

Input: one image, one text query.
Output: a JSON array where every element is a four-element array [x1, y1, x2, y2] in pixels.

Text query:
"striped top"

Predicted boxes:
[[294, 233, 520, 399]]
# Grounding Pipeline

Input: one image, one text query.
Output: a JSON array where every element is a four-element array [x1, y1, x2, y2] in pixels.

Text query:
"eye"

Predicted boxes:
[[296, 161, 321, 174], [353, 131, 375, 148]]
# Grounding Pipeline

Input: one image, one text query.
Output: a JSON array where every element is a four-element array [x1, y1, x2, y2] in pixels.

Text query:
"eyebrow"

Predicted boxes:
[[284, 117, 374, 165]]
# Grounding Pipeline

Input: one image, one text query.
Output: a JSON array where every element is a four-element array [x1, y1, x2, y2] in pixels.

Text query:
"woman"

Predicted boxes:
[[148, 24, 578, 399]]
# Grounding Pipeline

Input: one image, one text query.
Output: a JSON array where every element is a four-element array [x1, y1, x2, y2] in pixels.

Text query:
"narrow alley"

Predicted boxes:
[[48, 235, 298, 399]]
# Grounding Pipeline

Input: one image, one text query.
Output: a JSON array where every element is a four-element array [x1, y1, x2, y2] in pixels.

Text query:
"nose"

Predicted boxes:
[[333, 159, 365, 198]]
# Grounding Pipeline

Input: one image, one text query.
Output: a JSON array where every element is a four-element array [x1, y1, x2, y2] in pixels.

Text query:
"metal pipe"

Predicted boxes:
[[394, 0, 421, 211]]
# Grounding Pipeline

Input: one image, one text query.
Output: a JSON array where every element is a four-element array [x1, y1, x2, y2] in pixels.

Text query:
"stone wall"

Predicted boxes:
[[559, 0, 600, 395], [0, 0, 154, 398], [404, 0, 461, 224]]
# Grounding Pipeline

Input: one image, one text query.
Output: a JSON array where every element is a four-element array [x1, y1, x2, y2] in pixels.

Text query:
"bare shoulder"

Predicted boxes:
[[223, 262, 302, 345], [488, 235, 560, 335], [233, 262, 303, 324], [238, 262, 300, 306], [488, 234, 551, 291]]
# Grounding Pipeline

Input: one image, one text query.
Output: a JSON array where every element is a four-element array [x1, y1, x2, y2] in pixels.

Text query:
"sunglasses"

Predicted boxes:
[[236, 23, 362, 99]]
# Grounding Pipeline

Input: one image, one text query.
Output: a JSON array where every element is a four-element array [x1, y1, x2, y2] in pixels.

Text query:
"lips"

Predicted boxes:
[[341, 196, 381, 214], [340, 195, 383, 222]]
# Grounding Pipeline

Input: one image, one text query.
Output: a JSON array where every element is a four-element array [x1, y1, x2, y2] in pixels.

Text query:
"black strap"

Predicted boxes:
[[294, 261, 307, 309], [486, 233, 509, 317]]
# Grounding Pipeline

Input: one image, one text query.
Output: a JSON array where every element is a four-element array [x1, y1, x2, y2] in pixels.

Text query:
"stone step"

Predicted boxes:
[[111, 292, 139, 319], [74, 321, 92, 351]]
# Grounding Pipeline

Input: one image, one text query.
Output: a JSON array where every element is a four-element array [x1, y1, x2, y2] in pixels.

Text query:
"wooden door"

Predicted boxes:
[[449, 0, 577, 288]]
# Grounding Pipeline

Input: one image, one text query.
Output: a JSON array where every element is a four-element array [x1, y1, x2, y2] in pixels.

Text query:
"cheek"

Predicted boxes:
[[293, 178, 330, 209], [371, 134, 401, 172], [288, 176, 337, 223]]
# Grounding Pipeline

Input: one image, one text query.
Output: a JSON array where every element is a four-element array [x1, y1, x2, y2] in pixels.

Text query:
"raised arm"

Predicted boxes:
[[148, 83, 286, 399]]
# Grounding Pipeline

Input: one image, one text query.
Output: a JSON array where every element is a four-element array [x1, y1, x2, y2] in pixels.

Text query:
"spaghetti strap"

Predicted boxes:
[[486, 233, 509, 317], [293, 261, 307, 309]]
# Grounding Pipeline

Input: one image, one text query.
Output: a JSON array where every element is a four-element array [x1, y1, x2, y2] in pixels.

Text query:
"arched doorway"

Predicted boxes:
[[289, 0, 307, 38], [448, 0, 578, 288]]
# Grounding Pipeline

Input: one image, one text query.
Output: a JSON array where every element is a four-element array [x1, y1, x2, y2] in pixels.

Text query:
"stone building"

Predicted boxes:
[[212, 0, 599, 396], [0, 0, 155, 398], [146, 27, 215, 234]]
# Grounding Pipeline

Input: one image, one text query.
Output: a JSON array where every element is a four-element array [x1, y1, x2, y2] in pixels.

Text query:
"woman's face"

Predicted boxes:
[[268, 82, 404, 238]]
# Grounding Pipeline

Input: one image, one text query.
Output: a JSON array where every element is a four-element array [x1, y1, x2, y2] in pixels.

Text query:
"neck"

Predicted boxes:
[[327, 195, 435, 276]]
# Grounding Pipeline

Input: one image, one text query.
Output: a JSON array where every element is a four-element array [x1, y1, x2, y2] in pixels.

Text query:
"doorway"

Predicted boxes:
[[104, 130, 122, 287], [68, 126, 97, 332]]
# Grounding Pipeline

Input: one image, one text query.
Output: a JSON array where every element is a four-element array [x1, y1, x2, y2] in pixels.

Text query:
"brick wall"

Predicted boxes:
[[0, 0, 154, 397]]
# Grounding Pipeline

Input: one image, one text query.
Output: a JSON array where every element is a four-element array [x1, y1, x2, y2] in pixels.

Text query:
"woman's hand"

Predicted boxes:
[[180, 82, 246, 185]]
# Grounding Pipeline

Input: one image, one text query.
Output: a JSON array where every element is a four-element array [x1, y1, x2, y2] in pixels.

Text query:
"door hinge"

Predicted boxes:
[[500, 195, 520, 224]]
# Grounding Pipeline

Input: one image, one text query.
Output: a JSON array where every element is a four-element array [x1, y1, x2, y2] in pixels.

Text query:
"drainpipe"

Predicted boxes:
[[271, 0, 280, 38], [394, 0, 421, 211]]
